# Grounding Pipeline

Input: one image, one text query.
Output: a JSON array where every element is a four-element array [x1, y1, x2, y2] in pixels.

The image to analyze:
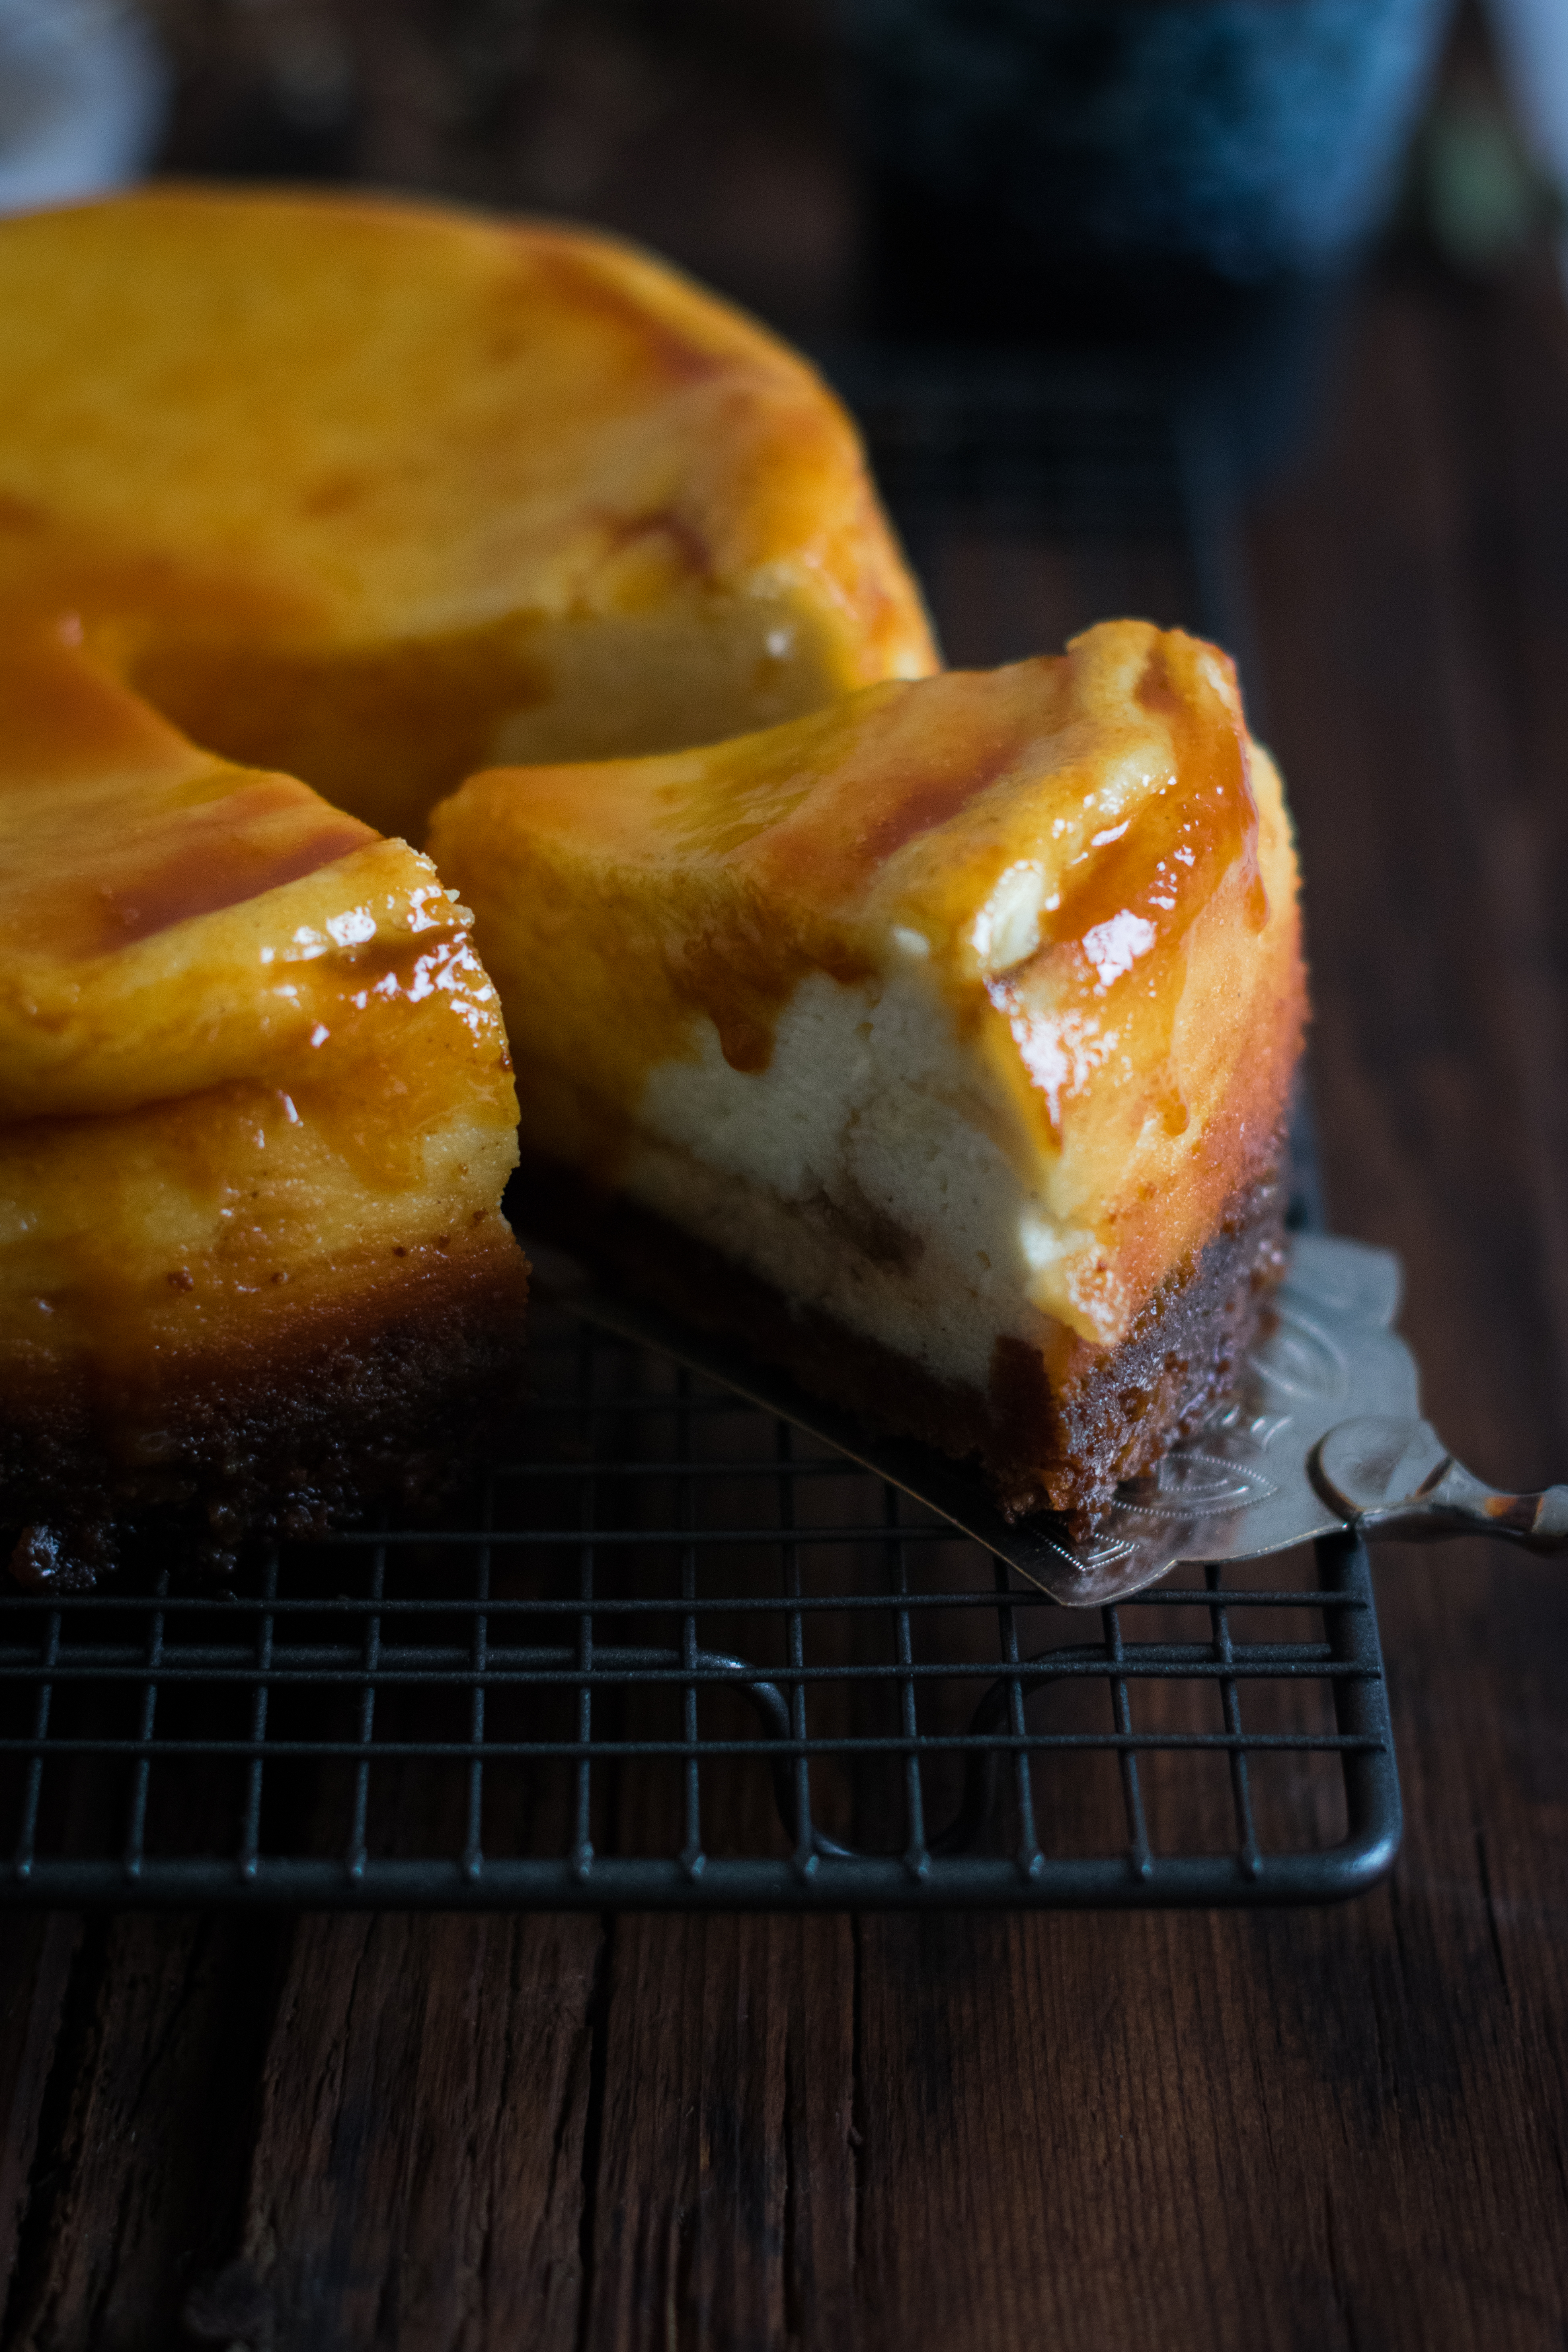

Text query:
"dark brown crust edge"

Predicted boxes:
[[1, 1229, 530, 1590], [513, 1156, 1288, 1533]]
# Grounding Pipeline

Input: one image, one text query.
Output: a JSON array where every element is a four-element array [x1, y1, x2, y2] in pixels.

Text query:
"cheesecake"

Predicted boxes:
[[0, 187, 934, 1581], [0, 187, 936, 846], [0, 187, 1302, 1562], [429, 620, 1306, 1526]]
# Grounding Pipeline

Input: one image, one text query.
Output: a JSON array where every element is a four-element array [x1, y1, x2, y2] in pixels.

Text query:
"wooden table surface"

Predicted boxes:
[[6, 16, 1568, 2345]]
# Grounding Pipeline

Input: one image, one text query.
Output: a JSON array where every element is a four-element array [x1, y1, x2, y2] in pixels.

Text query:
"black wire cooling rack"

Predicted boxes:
[[0, 1283, 1400, 1911], [0, 341, 1399, 1909]]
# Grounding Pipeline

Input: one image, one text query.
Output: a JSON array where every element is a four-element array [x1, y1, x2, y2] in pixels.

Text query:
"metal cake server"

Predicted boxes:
[[532, 1234, 1568, 1607]]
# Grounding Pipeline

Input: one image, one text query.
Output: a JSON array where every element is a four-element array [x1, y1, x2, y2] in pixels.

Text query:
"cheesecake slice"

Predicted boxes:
[[0, 622, 530, 1584], [429, 620, 1305, 1526]]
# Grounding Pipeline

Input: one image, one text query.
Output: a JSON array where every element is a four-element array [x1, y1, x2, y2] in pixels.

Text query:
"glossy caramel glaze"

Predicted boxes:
[[0, 630, 509, 1128], [431, 620, 1305, 1350], [435, 624, 1262, 1069], [0, 189, 936, 842], [0, 627, 529, 1577], [0, 624, 372, 961]]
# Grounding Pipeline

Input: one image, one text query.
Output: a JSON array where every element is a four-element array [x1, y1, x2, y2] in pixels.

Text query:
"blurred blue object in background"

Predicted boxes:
[[1486, 0, 1568, 279], [0, 0, 167, 215], [845, 0, 1457, 300]]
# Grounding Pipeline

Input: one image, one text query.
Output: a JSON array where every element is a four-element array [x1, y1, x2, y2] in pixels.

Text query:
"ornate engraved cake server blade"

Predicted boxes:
[[532, 1234, 1568, 1607]]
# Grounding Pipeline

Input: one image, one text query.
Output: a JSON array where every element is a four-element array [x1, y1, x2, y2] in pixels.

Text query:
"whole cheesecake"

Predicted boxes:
[[0, 188, 935, 1581], [430, 620, 1306, 1527], [0, 187, 937, 844]]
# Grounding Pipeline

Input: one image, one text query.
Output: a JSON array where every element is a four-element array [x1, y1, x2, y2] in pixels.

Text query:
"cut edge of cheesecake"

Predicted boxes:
[[4, 1207, 530, 1591], [515, 1151, 1288, 1533]]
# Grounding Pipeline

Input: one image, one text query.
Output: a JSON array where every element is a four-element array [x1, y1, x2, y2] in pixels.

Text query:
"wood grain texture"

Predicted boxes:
[[0, 1915, 80, 2299], [184, 1911, 604, 2352], [2, 1914, 285, 2352], [579, 1911, 856, 2352], [4, 258, 1568, 2349]]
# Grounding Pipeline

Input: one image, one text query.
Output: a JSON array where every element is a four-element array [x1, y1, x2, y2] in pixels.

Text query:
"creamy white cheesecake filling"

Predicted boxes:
[[626, 965, 1070, 1393]]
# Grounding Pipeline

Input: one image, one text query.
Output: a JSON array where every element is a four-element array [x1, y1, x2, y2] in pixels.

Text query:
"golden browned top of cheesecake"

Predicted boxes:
[[431, 620, 1305, 1344], [0, 188, 936, 840], [0, 622, 510, 1133], [433, 620, 1280, 1090]]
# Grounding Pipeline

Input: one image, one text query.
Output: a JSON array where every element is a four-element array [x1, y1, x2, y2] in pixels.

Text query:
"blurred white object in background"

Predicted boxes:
[[0, 0, 167, 214], [1486, 0, 1568, 283]]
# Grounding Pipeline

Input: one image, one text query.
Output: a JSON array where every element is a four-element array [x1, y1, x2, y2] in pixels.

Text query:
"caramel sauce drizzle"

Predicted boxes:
[[0, 627, 375, 961], [54, 781, 371, 961], [663, 632, 1264, 1104], [986, 634, 1268, 1141], [1033, 637, 1264, 978]]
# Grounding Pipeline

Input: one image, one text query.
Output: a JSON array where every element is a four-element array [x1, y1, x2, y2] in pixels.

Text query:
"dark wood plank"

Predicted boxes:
[[1250, 273, 1568, 1477], [582, 1910, 856, 2352], [555, 1678, 856, 2352], [3, 1913, 285, 2352], [0, 1915, 81, 2301], [850, 1895, 1568, 2352], [192, 1911, 604, 2352]]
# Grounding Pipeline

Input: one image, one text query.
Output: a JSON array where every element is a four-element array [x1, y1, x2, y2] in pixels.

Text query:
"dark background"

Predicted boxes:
[[149, 0, 866, 340], [5, 3, 1568, 2345]]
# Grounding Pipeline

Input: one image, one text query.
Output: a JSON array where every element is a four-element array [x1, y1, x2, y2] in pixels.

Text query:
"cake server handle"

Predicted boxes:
[[1311, 1416, 1568, 1550]]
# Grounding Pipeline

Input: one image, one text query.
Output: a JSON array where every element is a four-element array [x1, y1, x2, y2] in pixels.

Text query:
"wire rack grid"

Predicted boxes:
[[0, 1287, 1400, 1911]]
